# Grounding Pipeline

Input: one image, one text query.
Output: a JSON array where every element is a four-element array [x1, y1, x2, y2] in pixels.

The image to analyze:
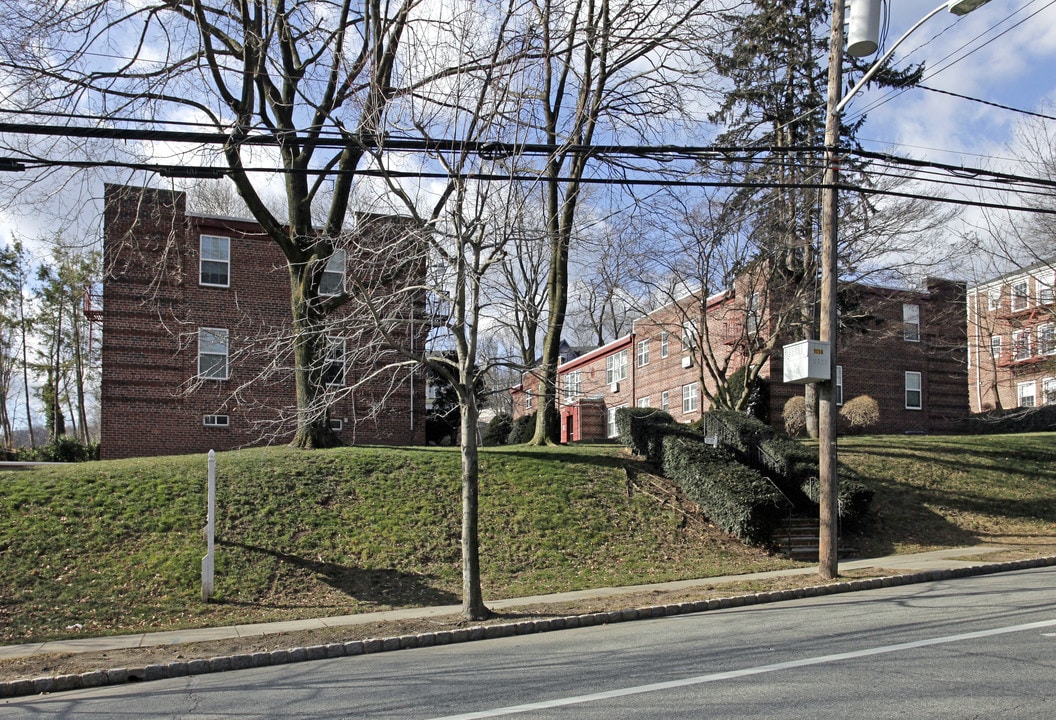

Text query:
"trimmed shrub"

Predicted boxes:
[[965, 405, 1056, 434], [506, 412, 536, 444], [698, 409, 771, 458], [840, 395, 879, 433], [614, 406, 674, 459], [482, 413, 513, 446], [783, 396, 806, 437], [661, 433, 784, 545], [800, 470, 874, 529]]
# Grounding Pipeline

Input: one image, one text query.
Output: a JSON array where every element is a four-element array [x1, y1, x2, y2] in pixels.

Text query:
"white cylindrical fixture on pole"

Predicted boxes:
[[847, 0, 881, 57]]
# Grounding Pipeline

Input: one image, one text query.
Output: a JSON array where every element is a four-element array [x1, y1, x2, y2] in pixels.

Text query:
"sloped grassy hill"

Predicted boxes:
[[1, 443, 789, 643], [4, 434, 1054, 645]]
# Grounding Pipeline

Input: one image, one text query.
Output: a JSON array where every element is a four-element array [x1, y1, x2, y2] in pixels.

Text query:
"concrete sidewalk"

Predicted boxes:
[[0, 545, 1021, 662]]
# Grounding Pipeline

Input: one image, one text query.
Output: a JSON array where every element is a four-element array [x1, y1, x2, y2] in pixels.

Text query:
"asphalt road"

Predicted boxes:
[[3, 566, 1054, 719]]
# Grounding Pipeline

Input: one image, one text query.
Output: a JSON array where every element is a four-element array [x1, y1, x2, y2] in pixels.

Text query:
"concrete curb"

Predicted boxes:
[[3, 555, 1054, 699]]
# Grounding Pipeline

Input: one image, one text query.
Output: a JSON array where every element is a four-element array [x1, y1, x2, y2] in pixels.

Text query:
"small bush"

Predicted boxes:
[[507, 412, 536, 444], [783, 396, 806, 437], [699, 409, 773, 458], [800, 470, 874, 529], [965, 405, 1056, 434], [33, 436, 100, 463], [840, 395, 879, 433], [614, 406, 674, 459], [482, 413, 513, 446], [661, 433, 784, 545]]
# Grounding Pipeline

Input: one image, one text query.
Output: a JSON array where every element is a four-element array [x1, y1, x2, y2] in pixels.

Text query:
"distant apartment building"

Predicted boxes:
[[100, 184, 427, 459], [513, 274, 968, 440], [967, 260, 1056, 412]]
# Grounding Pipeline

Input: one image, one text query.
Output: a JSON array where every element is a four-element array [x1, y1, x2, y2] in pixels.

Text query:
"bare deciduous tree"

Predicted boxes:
[[0, 0, 429, 448], [525, 0, 728, 444]]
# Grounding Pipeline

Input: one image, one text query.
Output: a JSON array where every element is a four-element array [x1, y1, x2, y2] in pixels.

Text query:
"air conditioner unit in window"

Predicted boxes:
[[681, 356, 693, 368], [610, 382, 619, 393]]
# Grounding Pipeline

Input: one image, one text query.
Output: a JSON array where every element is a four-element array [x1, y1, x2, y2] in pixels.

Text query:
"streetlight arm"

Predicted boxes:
[[835, 0, 949, 114]]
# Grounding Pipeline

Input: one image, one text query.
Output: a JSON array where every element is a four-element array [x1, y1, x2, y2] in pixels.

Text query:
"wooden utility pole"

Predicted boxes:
[[818, 0, 846, 580]]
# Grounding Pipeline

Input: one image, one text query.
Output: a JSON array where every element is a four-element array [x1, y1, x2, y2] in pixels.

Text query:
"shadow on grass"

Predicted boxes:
[[483, 444, 629, 470], [218, 541, 459, 608]]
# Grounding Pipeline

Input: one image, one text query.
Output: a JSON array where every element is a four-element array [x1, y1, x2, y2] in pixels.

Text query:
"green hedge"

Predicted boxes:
[[700, 409, 815, 507], [800, 470, 874, 529], [507, 412, 536, 444], [964, 405, 1056, 434], [661, 433, 784, 545], [482, 413, 513, 446], [614, 407, 674, 459]]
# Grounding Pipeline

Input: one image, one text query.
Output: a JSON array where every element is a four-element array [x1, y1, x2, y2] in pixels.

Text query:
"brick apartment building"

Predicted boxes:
[[513, 275, 968, 440], [967, 259, 1056, 412], [100, 184, 427, 459]]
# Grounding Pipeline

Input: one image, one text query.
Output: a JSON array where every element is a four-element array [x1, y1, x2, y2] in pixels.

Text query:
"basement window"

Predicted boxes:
[[203, 414, 229, 427]]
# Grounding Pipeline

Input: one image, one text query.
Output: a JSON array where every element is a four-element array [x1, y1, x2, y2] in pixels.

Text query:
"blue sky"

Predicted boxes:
[[841, 0, 1056, 279], [850, 0, 1056, 170]]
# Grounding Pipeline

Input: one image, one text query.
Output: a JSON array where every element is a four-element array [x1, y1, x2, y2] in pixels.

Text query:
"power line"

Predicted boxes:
[[915, 85, 1056, 122]]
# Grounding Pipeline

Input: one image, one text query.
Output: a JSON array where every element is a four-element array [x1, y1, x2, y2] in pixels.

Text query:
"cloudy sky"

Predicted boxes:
[[841, 0, 1056, 278], [851, 1, 1056, 158]]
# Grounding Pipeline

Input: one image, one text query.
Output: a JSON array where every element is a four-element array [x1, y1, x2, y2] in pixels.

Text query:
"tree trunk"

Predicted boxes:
[[288, 265, 340, 449], [71, 300, 90, 443], [18, 276, 35, 447], [459, 396, 490, 621], [804, 382, 819, 439]]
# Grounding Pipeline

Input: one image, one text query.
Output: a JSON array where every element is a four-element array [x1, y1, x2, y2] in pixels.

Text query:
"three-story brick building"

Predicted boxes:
[[514, 275, 968, 440], [100, 184, 427, 459], [967, 260, 1056, 412]]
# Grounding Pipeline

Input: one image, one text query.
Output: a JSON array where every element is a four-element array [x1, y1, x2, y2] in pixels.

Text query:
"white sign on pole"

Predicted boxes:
[[202, 449, 216, 601]]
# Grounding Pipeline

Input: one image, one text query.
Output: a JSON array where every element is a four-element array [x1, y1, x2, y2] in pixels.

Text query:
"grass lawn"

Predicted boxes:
[[2, 434, 1054, 645]]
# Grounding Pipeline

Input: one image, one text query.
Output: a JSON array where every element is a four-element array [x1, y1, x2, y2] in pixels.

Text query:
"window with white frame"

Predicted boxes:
[[1043, 378, 1056, 406], [905, 371, 922, 410], [990, 335, 1003, 360], [836, 365, 844, 406], [903, 303, 920, 342], [637, 339, 650, 367], [1013, 329, 1032, 361], [525, 389, 533, 410], [1038, 323, 1056, 356], [606, 350, 628, 384], [660, 331, 669, 358], [1041, 274, 1055, 305], [200, 235, 230, 287], [637, 396, 651, 408], [564, 370, 582, 401], [198, 328, 229, 380], [1011, 280, 1029, 311], [681, 321, 697, 351], [319, 248, 347, 296], [1018, 381, 1036, 408], [606, 405, 626, 438], [330, 418, 344, 431], [682, 382, 699, 414], [203, 414, 229, 427], [661, 390, 669, 411], [745, 292, 760, 336], [323, 337, 346, 386], [987, 286, 1001, 311]]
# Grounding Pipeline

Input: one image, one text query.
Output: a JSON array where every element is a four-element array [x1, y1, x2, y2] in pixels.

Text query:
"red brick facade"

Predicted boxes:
[[967, 261, 1056, 412], [100, 184, 426, 459], [513, 276, 968, 439]]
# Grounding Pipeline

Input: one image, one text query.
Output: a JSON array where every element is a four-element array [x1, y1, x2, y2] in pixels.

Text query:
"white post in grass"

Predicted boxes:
[[202, 449, 216, 601]]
